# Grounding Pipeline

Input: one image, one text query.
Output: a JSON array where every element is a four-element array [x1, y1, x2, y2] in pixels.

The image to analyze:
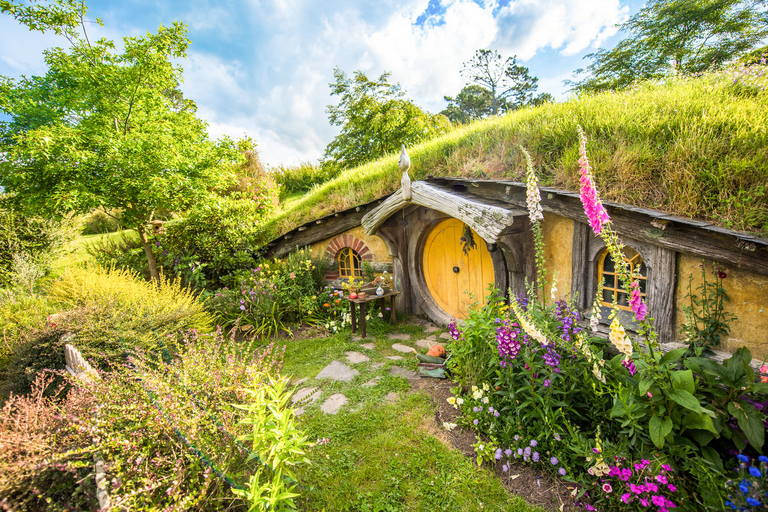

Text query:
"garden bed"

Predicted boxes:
[[412, 376, 583, 512]]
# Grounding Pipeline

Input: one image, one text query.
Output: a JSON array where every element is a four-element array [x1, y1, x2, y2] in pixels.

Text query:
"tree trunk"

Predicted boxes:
[[138, 224, 160, 282]]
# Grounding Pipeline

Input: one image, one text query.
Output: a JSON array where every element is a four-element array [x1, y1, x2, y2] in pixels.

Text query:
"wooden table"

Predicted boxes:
[[346, 290, 399, 338]]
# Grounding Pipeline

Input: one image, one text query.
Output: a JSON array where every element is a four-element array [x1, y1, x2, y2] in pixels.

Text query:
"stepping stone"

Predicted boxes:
[[321, 393, 348, 415], [345, 351, 370, 364], [386, 356, 403, 361], [424, 325, 439, 333], [385, 392, 399, 403], [388, 333, 411, 341], [416, 339, 439, 350], [362, 377, 381, 388], [392, 343, 414, 353], [371, 362, 384, 369], [292, 387, 320, 405], [316, 360, 359, 382], [361, 343, 376, 350], [351, 335, 362, 342], [439, 332, 452, 340], [389, 366, 420, 380], [291, 377, 309, 387], [425, 334, 437, 341]]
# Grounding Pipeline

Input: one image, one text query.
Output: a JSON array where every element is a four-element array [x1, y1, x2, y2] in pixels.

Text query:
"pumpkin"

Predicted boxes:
[[349, 292, 358, 299], [426, 344, 446, 358]]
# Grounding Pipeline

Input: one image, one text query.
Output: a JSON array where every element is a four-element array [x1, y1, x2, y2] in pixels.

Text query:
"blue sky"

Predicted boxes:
[[0, 0, 646, 166]]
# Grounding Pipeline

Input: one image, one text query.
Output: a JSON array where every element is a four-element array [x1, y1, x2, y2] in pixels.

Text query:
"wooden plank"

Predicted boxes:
[[571, 221, 591, 310], [649, 245, 677, 343]]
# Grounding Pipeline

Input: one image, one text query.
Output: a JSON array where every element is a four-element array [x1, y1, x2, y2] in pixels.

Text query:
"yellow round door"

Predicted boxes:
[[423, 218, 495, 319]]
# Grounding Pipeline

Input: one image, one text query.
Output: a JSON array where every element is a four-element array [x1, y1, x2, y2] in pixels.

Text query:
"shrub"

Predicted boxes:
[[0, 328, 308, 511], [208, 248, 334, 338], [154, 197, 272, 289], [80, 208, 123, 235], [0, 373, 97, 511], [0, 293, 58, 369], [0, 202, 79, 286], [0, 265, 213, 396]]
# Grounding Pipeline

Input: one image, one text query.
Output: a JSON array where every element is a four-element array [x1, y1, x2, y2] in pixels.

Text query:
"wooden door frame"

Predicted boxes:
[[407, 210, 508, 325]]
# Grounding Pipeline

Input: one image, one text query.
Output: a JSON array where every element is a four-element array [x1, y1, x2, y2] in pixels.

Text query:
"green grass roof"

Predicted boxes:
[[265, 66, 768, 241]]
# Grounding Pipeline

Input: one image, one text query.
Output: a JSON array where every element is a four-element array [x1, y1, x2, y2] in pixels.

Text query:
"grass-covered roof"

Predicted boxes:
[[265, 66, 768, 241]]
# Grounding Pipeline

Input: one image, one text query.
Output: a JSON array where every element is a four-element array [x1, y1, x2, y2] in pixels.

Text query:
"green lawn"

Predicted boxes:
[[279, 322, 545, 512]]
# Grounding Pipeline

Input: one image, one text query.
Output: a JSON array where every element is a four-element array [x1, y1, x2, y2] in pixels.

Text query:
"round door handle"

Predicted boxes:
[[453, 266, 460, 273]]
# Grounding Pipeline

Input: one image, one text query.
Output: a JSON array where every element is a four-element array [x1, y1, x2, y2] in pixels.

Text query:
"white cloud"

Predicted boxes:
[[1, 0, 635, 167], [493, 0, 629, 58]]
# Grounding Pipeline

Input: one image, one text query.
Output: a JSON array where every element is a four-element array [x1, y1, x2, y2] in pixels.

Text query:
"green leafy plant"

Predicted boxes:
[[233, 375, 312, 511], [681, 262, 737, 357]]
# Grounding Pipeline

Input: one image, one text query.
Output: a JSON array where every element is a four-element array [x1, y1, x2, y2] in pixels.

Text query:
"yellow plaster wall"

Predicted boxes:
[[541, 213, 574, 302], [676, 255, 768, 359], [309, 225, 393, 263]]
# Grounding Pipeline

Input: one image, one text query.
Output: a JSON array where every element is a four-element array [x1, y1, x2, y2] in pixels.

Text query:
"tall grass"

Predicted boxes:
[[266, 66, 768, 238]]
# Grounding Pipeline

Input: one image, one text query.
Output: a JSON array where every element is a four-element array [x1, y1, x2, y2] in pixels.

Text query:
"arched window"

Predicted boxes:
[[599, 247, 647, 310], [338, 247, 362, 278]]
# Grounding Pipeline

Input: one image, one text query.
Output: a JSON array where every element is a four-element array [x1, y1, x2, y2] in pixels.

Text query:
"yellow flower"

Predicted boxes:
[[609, 318, 632, 356]]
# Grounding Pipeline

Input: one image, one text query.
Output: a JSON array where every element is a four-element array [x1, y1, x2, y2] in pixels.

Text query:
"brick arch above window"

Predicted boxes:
[[325, 234, 374, 262]]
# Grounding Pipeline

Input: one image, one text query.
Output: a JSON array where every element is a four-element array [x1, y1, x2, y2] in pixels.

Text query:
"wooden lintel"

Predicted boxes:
[[362, 182, 522, 243]]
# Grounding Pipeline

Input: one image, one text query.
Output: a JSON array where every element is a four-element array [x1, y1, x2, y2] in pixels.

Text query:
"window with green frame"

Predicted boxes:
[[599, 247, 647, 310], [338, 247, 362, 278]]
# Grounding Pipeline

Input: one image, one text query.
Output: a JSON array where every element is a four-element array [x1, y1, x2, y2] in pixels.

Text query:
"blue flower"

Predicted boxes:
[[760, 456, 768, 463], [750, 467, 762, 478], [725, 501, 737, 510], [740, 483, 750, 494], [746, 497, 762, 507], [738, 454, 751, 463]]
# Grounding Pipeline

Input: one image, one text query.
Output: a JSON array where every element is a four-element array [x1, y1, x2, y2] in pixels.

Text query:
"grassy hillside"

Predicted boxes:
[[266, 65, 768, 240]]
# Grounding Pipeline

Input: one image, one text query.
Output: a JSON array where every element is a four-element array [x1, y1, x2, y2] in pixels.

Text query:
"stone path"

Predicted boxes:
[[315, 360, 359, 382], [292, 327, 440, 415]]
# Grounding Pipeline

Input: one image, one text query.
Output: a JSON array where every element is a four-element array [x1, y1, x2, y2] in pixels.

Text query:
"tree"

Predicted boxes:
[[0, 0, 244, 281], [569, 0, 768, 93], [324, 67, 451, 169], [461, 49, 539, 115], [440, 85, 509, 124]]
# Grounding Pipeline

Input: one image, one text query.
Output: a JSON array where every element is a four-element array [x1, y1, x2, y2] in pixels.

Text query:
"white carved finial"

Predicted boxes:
[[399, 144, 411, 201]]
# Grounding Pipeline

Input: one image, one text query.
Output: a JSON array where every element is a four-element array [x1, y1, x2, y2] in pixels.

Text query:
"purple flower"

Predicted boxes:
[[550, 457, 559, 465], [473, 419, 479, 425], [532, 452, 540, 462], [543, 379, 551, 387], [622, 357, 637, 376], [558, 467, 567, 476], [504, 449, 512, 457], [530, 440, 538, 447]]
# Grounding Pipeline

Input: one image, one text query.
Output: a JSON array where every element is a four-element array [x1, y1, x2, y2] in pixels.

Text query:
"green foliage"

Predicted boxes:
[[79, 208, 123, 235], [208, 248, 331, 338], [155, 197, 272, 289], [271, 162, 340, 198], [0, 292, 56, 368], [441, 85, 506, 124], [0, 202, 78, 286], [324, 67, 451, 169], [681, 261, 737, 356], [0, 0, 246, 280], [461, 49, 539, 114], [233, 375, 311, 511], [569, 0, 768, 93]]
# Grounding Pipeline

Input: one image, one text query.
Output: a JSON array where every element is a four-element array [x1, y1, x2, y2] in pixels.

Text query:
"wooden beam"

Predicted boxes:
[[470, 181, 768, 276], [362, 182, 524, 243], [269, 210, 368, 258]]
